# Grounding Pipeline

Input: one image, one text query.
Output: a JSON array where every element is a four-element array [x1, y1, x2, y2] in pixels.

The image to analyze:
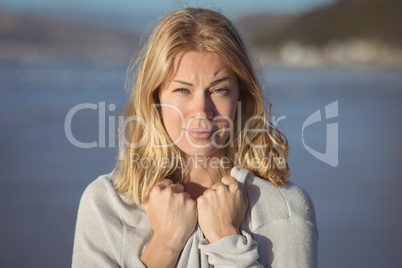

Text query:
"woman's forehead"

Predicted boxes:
[[168, 51, 235, 80]]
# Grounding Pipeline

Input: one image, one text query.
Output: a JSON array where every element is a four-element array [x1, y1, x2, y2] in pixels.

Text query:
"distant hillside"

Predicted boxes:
[[235, 13, 298, 44], [0, 12, 141, 65], [234, 0, 402, 67], [1, 1, 401, 68], [252, 0, 402, 47]]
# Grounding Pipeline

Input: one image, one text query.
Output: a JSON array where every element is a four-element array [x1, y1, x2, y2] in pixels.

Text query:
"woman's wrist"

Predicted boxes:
[[205, 226, 240, 244], [140, 233, 184, 268], [153, 231, 187, 254]]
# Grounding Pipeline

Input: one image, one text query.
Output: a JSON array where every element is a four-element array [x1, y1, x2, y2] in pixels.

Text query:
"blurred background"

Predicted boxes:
[[0, 0, 401, 267]]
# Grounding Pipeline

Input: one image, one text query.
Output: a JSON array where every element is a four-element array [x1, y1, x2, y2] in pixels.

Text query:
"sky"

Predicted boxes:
[[1, 0, 336, 16]]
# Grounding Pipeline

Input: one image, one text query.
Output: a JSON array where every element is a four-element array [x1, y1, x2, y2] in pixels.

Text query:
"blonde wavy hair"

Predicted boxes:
[[113, 7, 289, 204]]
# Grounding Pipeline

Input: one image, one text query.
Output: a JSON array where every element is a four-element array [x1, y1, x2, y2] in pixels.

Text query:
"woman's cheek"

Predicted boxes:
[[161, 108, 183, 141]]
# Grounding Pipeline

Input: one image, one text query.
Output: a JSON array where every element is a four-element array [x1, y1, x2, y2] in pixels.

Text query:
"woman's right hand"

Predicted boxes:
[[141, 179, 197, 267]]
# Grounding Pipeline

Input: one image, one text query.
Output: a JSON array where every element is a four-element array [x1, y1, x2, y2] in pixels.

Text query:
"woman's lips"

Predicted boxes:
[[186, 129, 216, 140]]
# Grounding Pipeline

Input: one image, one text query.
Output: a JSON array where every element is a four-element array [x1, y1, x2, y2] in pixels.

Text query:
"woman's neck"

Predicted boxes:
[[181, 154, 233, 199]]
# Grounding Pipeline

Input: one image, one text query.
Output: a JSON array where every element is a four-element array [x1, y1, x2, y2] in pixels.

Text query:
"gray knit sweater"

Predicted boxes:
[[72, 167, 318, 267]]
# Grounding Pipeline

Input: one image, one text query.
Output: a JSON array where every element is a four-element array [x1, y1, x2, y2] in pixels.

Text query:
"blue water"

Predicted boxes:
[[0, 64, 401, 267]]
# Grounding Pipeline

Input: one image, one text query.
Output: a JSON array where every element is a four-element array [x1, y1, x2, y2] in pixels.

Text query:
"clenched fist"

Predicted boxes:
[[196, 176, 248, 243], [141, 179, 197, 267]]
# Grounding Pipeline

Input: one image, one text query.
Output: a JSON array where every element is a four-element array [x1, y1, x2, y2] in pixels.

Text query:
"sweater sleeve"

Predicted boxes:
[[253, 218, 318, 267], [72, 176, 135, 267], [251, 184, 319, 268], [198, 231, 263, 268]]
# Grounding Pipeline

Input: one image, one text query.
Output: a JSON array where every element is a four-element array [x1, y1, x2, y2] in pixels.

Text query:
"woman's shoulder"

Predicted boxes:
[[80, 173, 116, 205], [79, 173, 143, 215], [76, 173, 121, 222], [78, 173, 148, 228], [278, 181, 316, 220], [234, 168, 316, 229]]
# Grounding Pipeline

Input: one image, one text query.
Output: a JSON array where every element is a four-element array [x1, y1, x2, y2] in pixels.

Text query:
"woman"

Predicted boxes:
[[72, 7, 318, 268]]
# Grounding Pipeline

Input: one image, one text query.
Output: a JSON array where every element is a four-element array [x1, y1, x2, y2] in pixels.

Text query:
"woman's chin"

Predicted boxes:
[[180, 146, 226, 159]]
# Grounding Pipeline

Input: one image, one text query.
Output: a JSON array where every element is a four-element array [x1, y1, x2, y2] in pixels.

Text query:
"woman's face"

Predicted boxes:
[[158, 51, 239, 158]]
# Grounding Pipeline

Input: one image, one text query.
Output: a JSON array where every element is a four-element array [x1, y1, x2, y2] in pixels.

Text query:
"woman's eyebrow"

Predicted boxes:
[[169, 77, 232, 87], [209, 77, 232, 87], [170, 80, 193, 86]]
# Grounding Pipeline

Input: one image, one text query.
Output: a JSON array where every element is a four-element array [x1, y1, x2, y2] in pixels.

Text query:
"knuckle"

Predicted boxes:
[[187, 198, 196, 208], [178, 192, 187, 201], [221, 176, 234, 184], [163, 187, 173, 197], [182, 191, 191, 199], [215, 184, 226, 193], [203, 189, 212, 196], [172, 183, 184, 192], [197, 195, 205, 204], [230, 182, 240, 191], [153, 184, 162, 192]]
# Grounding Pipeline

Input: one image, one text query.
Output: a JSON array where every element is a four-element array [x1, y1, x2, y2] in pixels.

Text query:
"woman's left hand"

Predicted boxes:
[[196, 176, 248, 243]]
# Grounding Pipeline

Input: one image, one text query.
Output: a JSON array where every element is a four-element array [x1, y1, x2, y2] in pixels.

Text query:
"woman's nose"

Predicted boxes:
[[191, 94, 214, 120]]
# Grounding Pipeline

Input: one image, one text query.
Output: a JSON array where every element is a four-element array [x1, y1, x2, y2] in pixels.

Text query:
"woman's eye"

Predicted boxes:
[[212, 87, 229, 94], [174, 88, 189, 94]]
